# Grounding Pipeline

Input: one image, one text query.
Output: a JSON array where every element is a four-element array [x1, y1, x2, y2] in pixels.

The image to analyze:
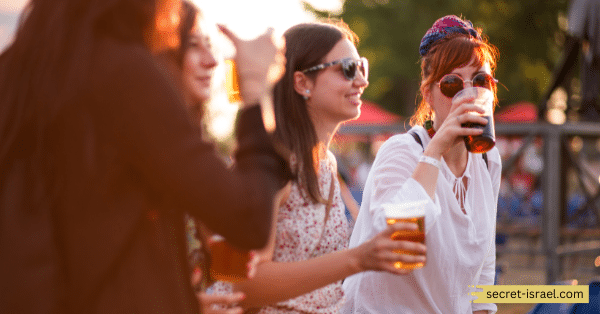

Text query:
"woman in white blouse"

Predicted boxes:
[[342, 15, 501, 314]]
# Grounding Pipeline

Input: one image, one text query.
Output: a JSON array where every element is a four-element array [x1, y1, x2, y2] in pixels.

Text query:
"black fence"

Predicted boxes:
[[496, 122, 600, 284]]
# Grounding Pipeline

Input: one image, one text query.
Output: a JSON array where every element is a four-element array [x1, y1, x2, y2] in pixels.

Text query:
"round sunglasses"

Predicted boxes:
[[302, 57, 369, 81], [437, 73, 498, 98]]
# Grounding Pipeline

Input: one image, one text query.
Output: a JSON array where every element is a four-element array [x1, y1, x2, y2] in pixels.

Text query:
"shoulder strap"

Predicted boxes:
[[309, 172, 336, 258], [482, 152, 489, 169], [408, 130, 423, 149], [408, 130, 489, 170], [323, 172, 336, 224]]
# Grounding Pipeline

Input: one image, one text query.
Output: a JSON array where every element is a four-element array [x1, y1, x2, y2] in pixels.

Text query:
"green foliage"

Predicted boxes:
[[306, 0, 570, 117]]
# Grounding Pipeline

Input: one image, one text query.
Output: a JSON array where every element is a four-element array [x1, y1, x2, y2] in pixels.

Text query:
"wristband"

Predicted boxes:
[[419, 155, 441, 169]]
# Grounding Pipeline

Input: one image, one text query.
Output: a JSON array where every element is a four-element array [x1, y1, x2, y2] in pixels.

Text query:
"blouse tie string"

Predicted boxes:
[[453, 176, 468, 214]]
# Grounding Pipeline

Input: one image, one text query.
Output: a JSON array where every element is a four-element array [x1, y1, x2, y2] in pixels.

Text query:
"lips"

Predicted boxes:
[[347, 92, 363, 105], [195, 76, 212, 85]]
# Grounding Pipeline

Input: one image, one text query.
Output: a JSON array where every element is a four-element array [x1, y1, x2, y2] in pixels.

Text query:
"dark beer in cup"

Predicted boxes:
[[463, 115, 495, 153], [454, 87, 495, 154]]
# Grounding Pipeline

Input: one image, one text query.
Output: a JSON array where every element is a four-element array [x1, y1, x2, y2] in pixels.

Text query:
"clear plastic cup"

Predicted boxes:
[[453, 87, 495, 153], [383, 200, 427, 270]]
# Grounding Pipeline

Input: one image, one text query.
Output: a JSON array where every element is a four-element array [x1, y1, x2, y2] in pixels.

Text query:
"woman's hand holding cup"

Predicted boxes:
[[218, 25, 286, 106], [425, 89, 489, 158]]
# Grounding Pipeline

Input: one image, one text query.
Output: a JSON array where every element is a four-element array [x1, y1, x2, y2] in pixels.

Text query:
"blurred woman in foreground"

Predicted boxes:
[[0, 0, 290, 312]]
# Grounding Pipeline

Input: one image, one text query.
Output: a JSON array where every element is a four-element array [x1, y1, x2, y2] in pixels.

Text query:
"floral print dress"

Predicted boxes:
[[211, 152, 351, 314]]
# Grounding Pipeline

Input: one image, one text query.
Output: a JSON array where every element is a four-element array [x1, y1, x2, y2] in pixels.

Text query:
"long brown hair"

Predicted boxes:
[[171, 0, 200, 67], [410, 32, 499, 126], [0, 0, 169, 202], [274, 20, 358, 204]]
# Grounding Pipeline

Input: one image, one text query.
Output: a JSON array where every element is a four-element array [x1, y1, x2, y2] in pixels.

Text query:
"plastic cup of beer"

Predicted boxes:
[[383, 200, 427, 270], [453, 87, 495, 153], [208, 235, 251, 282], [224, 59, 241, 103]]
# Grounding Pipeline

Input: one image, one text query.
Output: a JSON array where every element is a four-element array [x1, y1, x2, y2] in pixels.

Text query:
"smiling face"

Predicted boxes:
[[428, 59, 492, 126], [303, 38, 369, 127], [181, 16, 218, 107]]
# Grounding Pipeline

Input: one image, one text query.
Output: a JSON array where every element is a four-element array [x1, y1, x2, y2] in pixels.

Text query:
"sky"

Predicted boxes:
[[0, 0, 343, 52], [0, 0, 343, 139]]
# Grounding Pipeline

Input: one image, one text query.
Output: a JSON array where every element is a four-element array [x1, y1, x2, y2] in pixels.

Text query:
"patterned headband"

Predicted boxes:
[[419, 15, 481, 56]]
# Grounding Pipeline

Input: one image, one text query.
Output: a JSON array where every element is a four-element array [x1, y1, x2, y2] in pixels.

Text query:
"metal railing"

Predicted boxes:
[[339, 121, 600, 283], [496, 122, 600, 283]]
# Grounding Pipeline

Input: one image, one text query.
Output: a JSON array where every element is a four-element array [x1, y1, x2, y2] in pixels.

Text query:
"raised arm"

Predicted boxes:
[[92, 41, 290, 250]]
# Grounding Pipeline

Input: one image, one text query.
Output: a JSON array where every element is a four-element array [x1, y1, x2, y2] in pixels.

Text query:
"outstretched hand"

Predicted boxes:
[[218, 25, 286, 106]]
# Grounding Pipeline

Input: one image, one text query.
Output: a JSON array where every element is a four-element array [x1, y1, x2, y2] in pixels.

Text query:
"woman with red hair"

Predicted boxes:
[[343, 15, 501, 313]]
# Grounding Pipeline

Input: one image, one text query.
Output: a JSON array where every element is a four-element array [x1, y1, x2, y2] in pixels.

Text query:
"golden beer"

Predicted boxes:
[[209, 236, 250, 282], [224, 59, 241, 103], [386, 216, 425, 270]]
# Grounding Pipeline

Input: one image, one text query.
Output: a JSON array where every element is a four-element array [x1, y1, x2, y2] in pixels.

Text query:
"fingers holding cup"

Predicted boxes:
[[382, 200, 428, 270]]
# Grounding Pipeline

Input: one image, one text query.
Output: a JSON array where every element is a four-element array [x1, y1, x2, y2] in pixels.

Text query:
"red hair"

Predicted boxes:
[[410, 32, 499, 126]]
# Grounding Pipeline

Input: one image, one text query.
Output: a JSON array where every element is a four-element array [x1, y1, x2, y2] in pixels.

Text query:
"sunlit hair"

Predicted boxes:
[[274, 20, 358, 204], [171, 0, 200, 66], [147, 0, 181, 52], [165, 1, 207, 122], [410, 32, 499, 127]]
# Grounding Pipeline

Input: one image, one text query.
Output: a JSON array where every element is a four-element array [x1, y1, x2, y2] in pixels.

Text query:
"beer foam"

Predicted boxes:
[[383, 199, 428, 218]]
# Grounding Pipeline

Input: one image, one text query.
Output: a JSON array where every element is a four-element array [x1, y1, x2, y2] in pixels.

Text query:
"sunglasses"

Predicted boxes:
[[437, 73, 498, 98], [302, 57, 369, 81]]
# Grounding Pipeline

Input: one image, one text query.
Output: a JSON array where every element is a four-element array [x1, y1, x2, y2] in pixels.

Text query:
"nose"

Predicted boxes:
[[201, 50, 218, 69], [354, 71, 369, 88]]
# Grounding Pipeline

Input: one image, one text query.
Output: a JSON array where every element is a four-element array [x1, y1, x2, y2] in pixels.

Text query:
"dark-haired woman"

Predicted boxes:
[[342, 15, 501, 314], [0, 0, 290, 313], [170, 2, 272, 313], [211, 20, 426, 314]]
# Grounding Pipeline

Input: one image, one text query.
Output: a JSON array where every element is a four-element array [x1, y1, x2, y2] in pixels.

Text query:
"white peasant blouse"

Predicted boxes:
[[342, 125, 501, 314]]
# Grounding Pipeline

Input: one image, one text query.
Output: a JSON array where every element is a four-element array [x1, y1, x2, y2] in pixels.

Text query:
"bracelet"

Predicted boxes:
[[419, 155, 441, 169]]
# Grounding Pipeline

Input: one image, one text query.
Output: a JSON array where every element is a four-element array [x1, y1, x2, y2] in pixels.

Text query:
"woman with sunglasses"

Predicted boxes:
[[342, 15, 501, 314], [209, 20, 426, 313]]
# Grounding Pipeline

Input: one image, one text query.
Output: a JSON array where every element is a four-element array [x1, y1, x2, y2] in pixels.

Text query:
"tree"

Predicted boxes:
[[307, 0, 570, 117]]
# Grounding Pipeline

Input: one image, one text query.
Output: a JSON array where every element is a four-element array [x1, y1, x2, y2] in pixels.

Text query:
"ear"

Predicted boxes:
[[293, 71, 314, 99]]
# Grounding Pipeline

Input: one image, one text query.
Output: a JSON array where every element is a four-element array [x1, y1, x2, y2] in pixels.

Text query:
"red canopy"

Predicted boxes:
[[335, 101, 402, 142], [344, 100, 401, 125], [495, 101, 538, 123]]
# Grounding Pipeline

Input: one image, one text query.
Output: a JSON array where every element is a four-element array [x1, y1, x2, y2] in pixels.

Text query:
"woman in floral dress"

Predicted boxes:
[[211, 20, 426, 314]]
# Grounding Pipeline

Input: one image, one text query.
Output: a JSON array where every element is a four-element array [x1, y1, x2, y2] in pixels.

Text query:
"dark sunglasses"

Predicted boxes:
[[437, 73, 498, 98], [302, 57, 369, 81]]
